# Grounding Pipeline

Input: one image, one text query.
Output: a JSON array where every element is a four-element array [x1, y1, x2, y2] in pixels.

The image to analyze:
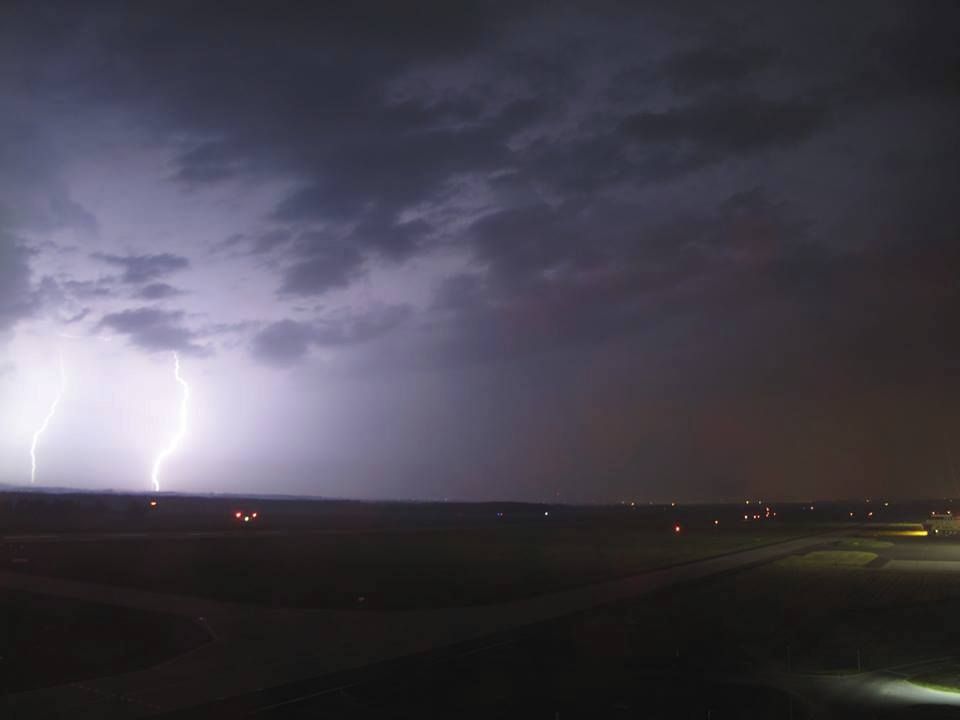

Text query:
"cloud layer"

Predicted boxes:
[[1, 2, 958, 500]]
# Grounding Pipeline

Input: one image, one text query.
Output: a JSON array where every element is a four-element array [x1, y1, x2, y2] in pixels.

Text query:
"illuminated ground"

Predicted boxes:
[[910, 664, 960, 695]]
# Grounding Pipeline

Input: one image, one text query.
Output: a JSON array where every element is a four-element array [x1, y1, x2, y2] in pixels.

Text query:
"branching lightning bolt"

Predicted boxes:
[[151, 352, 190, 492], [30, 354, 67, 484]]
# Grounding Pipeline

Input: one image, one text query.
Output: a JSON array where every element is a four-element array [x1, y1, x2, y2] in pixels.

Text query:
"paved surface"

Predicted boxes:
[[0, 531, 843, 719]]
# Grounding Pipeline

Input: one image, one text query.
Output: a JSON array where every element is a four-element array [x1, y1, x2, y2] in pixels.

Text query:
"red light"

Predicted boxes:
[[674, 524, 681, 533], [252, 512, 258, 518], [235, 512, 241, 519]]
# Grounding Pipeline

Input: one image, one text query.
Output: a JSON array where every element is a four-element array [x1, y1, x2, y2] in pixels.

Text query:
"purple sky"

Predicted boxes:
[[1, 2, 958, 502]]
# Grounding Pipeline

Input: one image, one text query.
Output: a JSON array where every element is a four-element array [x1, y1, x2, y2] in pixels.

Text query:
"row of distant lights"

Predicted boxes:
[[615, 499, 896, 509], [742, 506, 778, 521], [149, 501, 262, 523]]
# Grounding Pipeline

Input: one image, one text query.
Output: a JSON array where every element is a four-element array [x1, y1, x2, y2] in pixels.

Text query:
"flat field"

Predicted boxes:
[[6, 522, 814, 609], [0, 589, 209, 694]]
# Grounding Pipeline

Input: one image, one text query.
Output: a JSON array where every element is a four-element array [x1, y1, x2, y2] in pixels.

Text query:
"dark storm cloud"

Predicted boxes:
[[4, 1, 960, 500], [661, 45, 779, 93], [8, 1, 958, 332], [250, 320, 317, 366], [63, 308, 90, 324], [250, 229, 293, 256], [347, 217, 434, 262], [60, 278, 113, 300], [251, 305, 412, 366], [0, 232, 35, 332], [16, 0, 952, 299], [432, 274, 487, 312], [91, 253, 190, 284], [278, 241, 367, 296], [97, 308, 207, 355], [421, 188, 816, 368], [171, 140, 245, 185], [211, 229, 294, 259], [313, 304, 412, 346], [136, 283, 184, 300], [619, 95, 830, 168], [0, 111, 97, 236], [2, 1, 547, 291]]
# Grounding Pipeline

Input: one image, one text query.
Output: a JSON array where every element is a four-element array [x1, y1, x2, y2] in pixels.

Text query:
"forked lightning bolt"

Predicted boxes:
[[151, 352, 190, 492], [30, 354, 67, 484]]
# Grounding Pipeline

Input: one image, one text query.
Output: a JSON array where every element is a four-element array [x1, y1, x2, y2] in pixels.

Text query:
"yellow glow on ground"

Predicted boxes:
[[876, 529, 929, 537], [910, 665, 960, 695]]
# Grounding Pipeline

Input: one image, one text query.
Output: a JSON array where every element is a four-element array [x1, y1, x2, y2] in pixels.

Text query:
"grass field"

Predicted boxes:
[[0, 589, 209, 694], [910, 664, 960, 694], [6, 523, 816, 609], [777, 550, 878, 567], [830, 538, 894, 550]]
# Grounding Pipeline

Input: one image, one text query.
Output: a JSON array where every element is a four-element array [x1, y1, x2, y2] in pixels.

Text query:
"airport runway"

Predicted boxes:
[[0, 530, 846, 719]]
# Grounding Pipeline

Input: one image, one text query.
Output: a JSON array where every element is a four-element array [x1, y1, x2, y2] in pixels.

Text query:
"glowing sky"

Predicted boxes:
[[1, 2, 958, 501]]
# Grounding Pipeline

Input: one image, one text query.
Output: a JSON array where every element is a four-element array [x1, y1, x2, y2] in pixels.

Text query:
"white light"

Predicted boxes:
[[150, 352, 190, 492], [30, 353, 67, 484]]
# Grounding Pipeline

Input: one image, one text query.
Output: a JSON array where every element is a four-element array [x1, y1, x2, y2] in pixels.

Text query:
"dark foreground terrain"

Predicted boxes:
[[2, 491, 960, 718], [0, 589, 209, 694], [161, 529, 960, 720]]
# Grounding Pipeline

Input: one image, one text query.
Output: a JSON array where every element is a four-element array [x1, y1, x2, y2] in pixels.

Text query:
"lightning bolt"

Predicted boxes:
[[150, 352, 190, 492], [30, 354, 67, 484]]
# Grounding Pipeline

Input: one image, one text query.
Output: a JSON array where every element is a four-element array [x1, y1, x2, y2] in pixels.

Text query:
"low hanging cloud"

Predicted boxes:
[[250, 320, 317, 366], [136, 282, 184, 300], [251, 304, 412, 366], [97, 307, 208, 355], [0, 231, 36, 332], [277, 240, 367, 297], [619, 95, 830, 174], [91, 253, 190, 284]]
